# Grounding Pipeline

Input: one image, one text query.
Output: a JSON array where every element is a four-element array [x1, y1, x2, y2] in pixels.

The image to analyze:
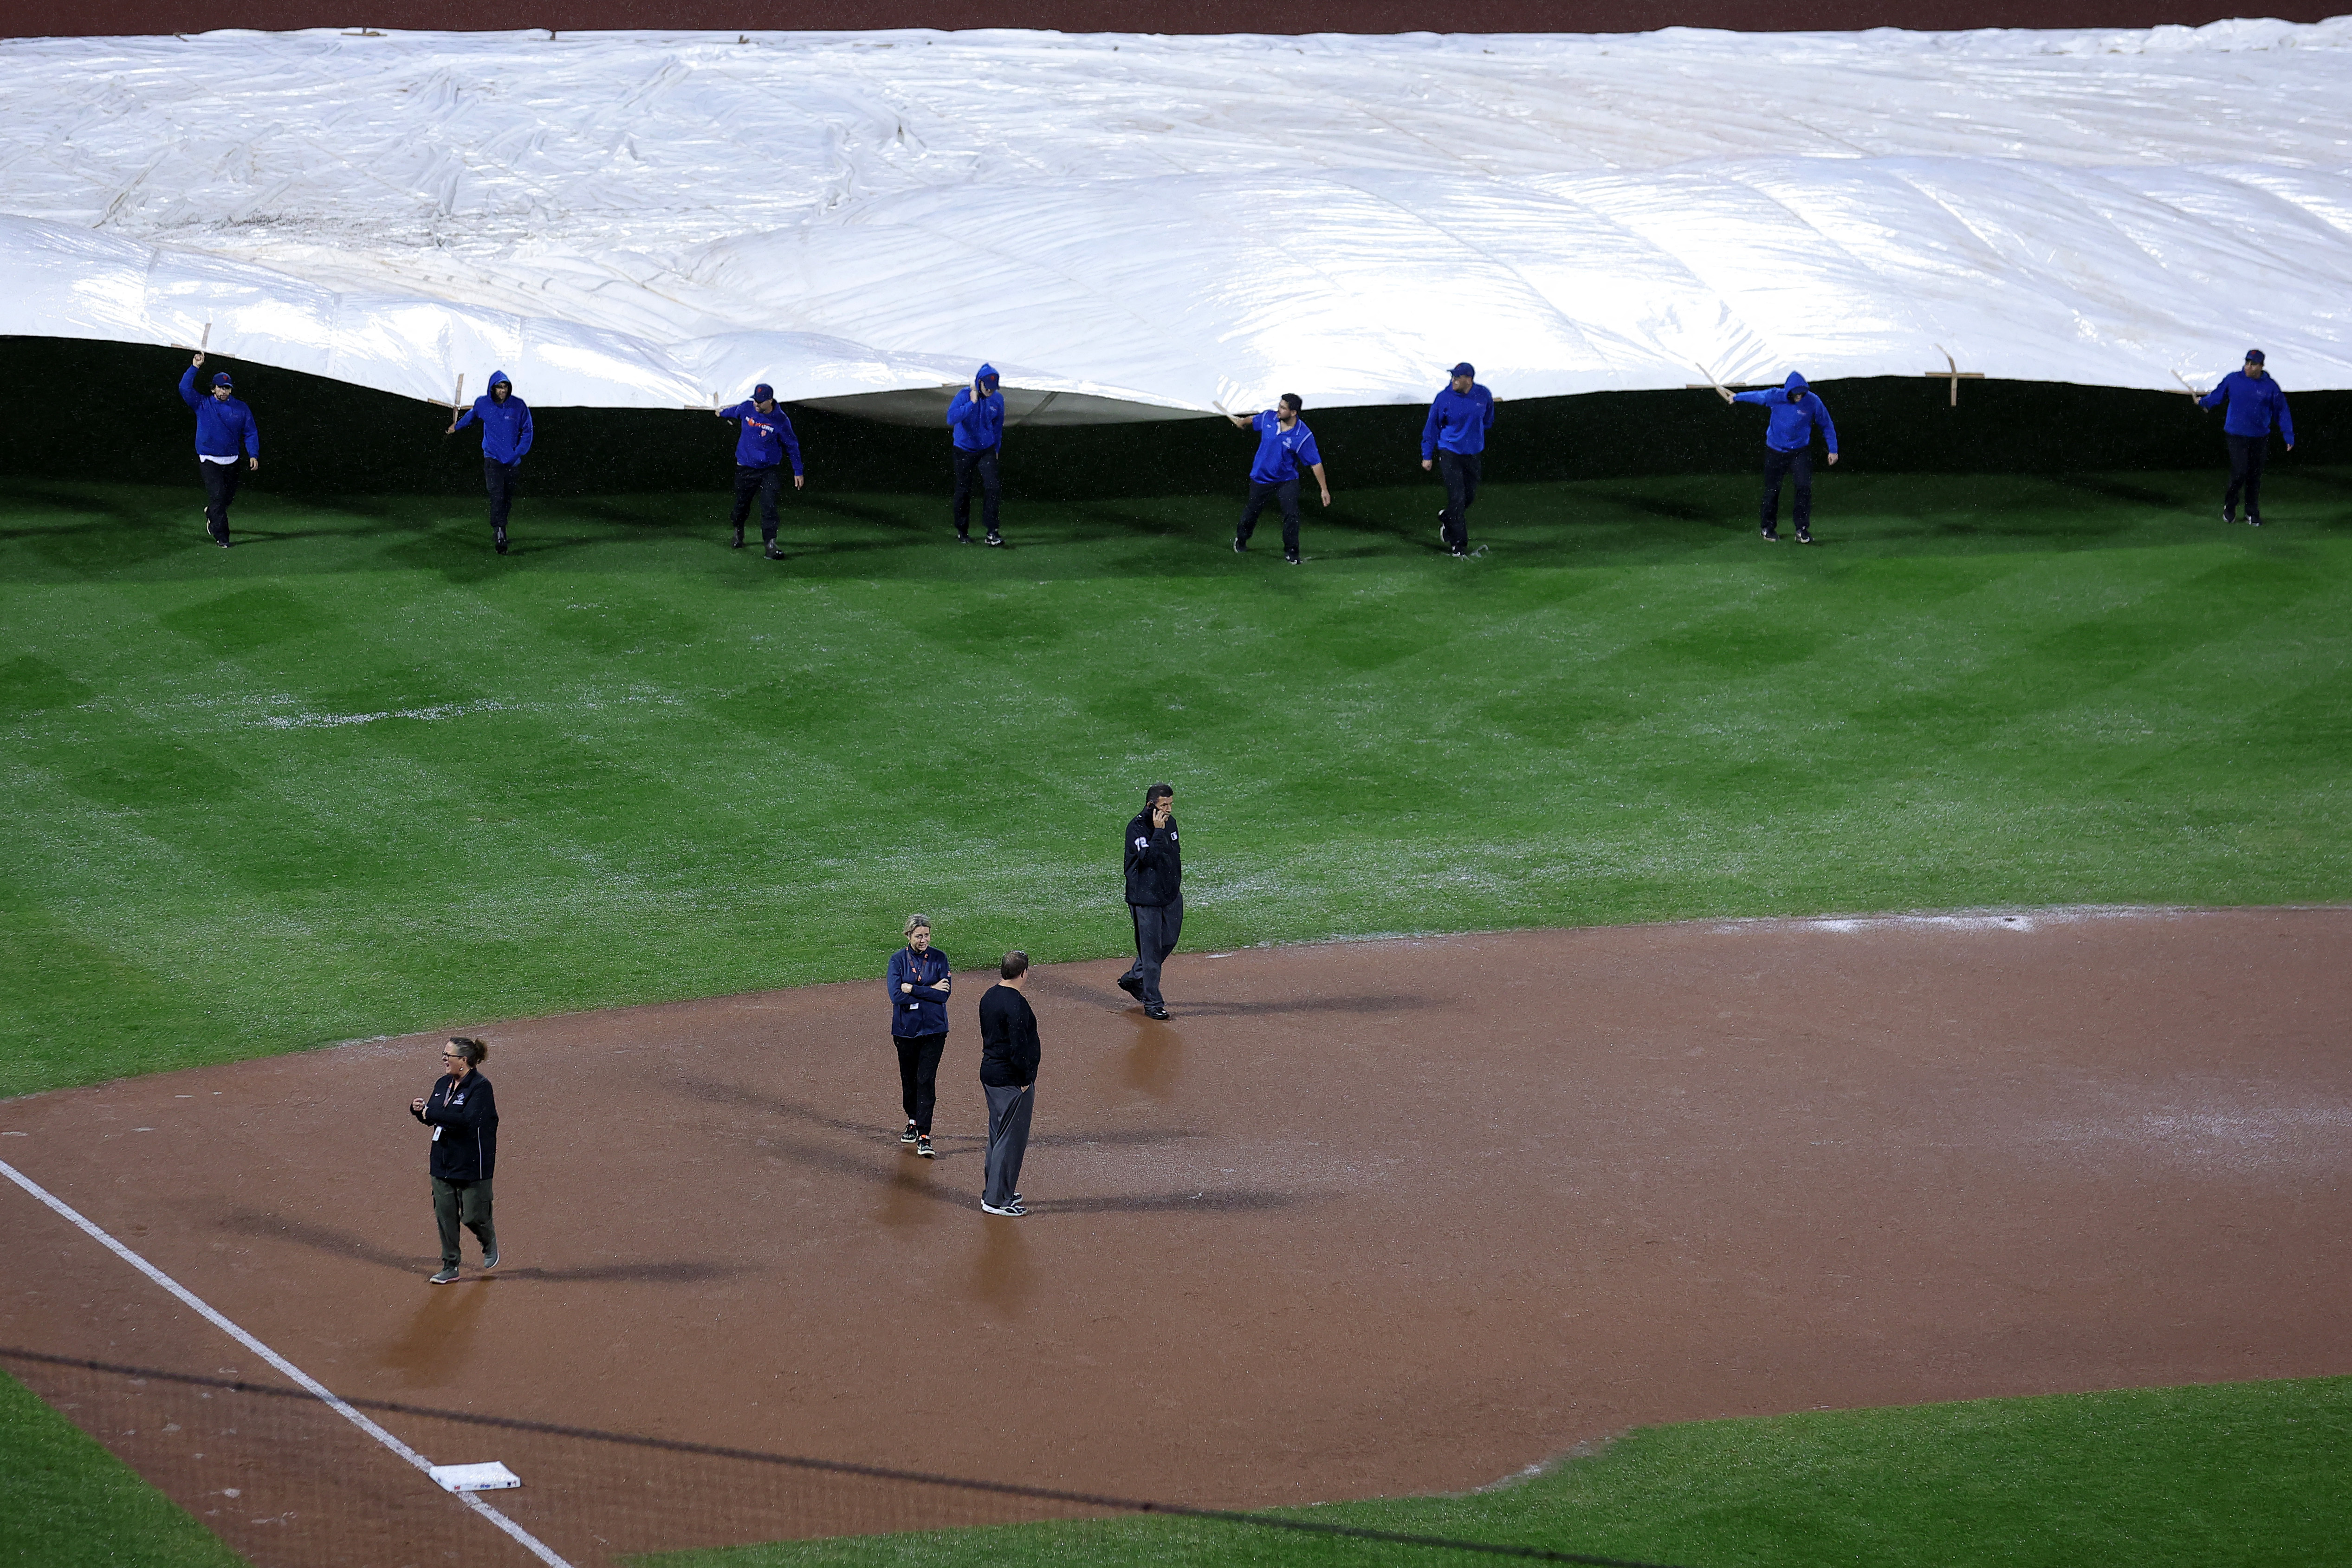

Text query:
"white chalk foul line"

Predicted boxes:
[[0, 1157, 573, 1568]]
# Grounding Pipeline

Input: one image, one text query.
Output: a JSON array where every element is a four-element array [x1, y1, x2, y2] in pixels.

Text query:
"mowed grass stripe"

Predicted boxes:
[[5, 472, 2351, 1099]]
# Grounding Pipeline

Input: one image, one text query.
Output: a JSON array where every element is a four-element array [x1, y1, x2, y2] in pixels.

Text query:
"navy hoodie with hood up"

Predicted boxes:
[[453, 372, 534, 464], [1732, 372, 1838, 454]]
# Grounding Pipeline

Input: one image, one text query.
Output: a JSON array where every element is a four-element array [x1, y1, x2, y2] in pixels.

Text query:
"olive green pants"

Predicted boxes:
[[431, 1176, 496, 1269]]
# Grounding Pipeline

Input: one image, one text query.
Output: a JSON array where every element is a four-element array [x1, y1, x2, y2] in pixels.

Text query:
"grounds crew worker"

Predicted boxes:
[[1226, 395, 1329, 565], [447, 370, 533, 555], [947, 364, 1006, 545], [1421, 361, 1495, 557], [716, 382, 804, 558], [1116, 783, 1181, 1020], [978, 951, 1040, 1217], [409, 1037, 500, 1284], [2197, 349, 2294, 526], [1731, 371, 1839, 544], [179, 352, 258, 548]]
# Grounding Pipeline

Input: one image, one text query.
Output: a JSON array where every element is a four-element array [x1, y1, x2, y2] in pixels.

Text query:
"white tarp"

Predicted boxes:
[[3, 19, 2349, 418]]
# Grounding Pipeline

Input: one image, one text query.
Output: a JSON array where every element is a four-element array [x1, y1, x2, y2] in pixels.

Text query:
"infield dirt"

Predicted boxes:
[[4, 907, 2346, 1566]]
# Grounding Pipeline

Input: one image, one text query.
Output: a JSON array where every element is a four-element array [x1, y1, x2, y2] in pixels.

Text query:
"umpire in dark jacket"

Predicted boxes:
[[1116, 783, 1181, 1020], [408, 1036, 500, 1284]]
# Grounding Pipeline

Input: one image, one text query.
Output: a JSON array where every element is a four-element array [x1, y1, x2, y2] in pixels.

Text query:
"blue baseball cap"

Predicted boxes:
[[752, 382, 773, 399], [211, 370, 233, 388], [1451, 362, 1475, 377], [2244, 349, 2265, 364]]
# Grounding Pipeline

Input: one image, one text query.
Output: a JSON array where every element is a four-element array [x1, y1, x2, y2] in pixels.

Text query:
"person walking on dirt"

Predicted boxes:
[[447, 370, 533, 555], [1226, 395, 1329, 564], [716, 382, 803, 558], [978, 952, 1040, 1217], [409, 1037, 500, 1284], [2197, 350, 2294, 526], [178, 353, 258, 548], [1116, 783, 1181, 1020], [1730, 371, 1838, 544], [887, 914, 953, 1159], [947, 364, 1006, 545], [1421, 362, 1494, 557]]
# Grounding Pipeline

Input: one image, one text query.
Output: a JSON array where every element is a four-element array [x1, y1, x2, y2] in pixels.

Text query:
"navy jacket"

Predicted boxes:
[[886, 945, 953, 1037], [722, 401, 803, 472], [1733, 372, 1839, 454], [978, 983, 1040, 1088], [1421, 382, 1495, 459], [454, 372, 534, 463], [2199, 371, 2294, 443], [1124, 808, 1181, 907], [411, 1071, 498, 1182], [947, 366, 1005, 451], [179, 368, 259, 459]]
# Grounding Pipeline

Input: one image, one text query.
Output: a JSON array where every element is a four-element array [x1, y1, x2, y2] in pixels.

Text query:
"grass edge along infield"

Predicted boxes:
[[6, 468, 2352, 1100], [627, 1375, 2352, 1568], [0, 1366, 243, 1568]]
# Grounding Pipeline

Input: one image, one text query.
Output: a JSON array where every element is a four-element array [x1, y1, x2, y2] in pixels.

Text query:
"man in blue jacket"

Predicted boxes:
[[1225, 395, 1331, 565], [447, 370, 533, 555], [2197, 350, 2295, 526], [1731, 372, 1839, 543], [947, 364, 1005, 545], [179, 353, 259, 548], [716, 382, 804, 559], [1421, 362, 1495, 558]]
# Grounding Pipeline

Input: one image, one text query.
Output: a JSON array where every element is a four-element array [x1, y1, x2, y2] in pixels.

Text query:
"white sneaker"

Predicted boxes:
[[980, 1199, 1026, 1217]]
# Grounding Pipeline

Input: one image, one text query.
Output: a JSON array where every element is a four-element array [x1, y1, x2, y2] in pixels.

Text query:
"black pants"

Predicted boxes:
[[1759, 447, 1813, 533], [731, 464, 785, 540], [952, 445, 1001, 538], [1237, 479, 1301, 556], [1123, 895, 1183, 1008], [484, 458, 520, 533], [2225, 434, 2268, 520], [894, 1031, 947, 1134], [200, 460, 242, 542], [1438, 450, 1481, 551]]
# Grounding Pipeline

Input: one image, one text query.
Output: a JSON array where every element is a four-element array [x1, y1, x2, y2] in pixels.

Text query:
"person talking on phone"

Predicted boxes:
[[1116, 783, 1181, 1020]]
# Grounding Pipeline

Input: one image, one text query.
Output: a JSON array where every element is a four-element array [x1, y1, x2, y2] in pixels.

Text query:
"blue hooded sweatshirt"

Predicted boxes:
[[2198, 370, 2294, 443], [179, 367, 259, 459], [453, 372, 534, 464], [1732, 372, 1838, 454], [1421, 381, 1495, 459], [720, 400, 803, 473], [946, 364, 1005, 452]]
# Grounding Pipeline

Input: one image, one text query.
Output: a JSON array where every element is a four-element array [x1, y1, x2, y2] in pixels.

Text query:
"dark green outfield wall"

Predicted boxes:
[[8, 335, 2341, 499]]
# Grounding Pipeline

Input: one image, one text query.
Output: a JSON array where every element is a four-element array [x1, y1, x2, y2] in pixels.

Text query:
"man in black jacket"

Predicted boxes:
[[978, 952, 1040, 1217], [1116, 783, 1181, 1020]]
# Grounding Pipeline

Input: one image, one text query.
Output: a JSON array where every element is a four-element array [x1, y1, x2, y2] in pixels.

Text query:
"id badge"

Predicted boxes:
[[431, 1125, 442, 1141]]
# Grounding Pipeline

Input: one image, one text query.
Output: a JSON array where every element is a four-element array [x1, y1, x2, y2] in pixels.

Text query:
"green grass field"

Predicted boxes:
[[636, 1376, 2352, 1568], [4, 464, 2348, 1565], [0, 1367, 242, 1568]]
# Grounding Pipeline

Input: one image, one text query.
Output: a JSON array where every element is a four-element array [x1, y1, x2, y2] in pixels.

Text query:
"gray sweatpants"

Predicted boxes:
[[982, 1082, 1033, 1210], [1123, 895, 1183, 1008]]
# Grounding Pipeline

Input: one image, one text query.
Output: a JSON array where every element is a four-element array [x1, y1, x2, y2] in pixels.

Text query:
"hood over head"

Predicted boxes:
[[488, 370, 513, 394], [1782, 371, 1808, 392], [975, 363, 999, 390]]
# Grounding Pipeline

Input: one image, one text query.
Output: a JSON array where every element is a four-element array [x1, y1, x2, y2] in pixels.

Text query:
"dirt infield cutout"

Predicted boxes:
[[4, 907, 2346, 1566]]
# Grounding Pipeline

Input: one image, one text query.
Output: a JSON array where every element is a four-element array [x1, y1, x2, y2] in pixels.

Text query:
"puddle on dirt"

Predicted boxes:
[[1122, 1020, 1182, 1099], [376, 1278, 495, 1387], [965, 1221, 1036, 1314]]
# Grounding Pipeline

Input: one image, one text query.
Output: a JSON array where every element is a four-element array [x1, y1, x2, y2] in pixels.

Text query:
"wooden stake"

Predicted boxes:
[[2171, 370, 2207, 400], [171, 321, 213, 353], [1923, 345, 1986, 407], [1686, 362, 1735, 404]]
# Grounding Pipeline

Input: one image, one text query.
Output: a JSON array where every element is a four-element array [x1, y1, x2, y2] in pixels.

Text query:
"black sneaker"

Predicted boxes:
[[1760, 529, 1780, 543], [1283, 552, 1301, 565], [1115, 973, 1142, 998], [1448, 545, 1469, 558], [1795, 529, 1814, 544], [731, 525, 745, 549], [917, 1134, 935, 1159], [1145, 1004, 1171, 1020], [493, 525, 508, 555], [980, 1199, 1026, 1217], [901, 1121, 919, 1144], [482, 1244, 500, 1270], [1232, 537, 1246, 552], [2222, 506, 2237, 524], [214, 533, 232, 549], [765, 541, 784, 559], [429, 1266, 460, 1285], [957, 531, 973, 544], [2247, 515, 2263, 527], [985, 530, 1003, 547]]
